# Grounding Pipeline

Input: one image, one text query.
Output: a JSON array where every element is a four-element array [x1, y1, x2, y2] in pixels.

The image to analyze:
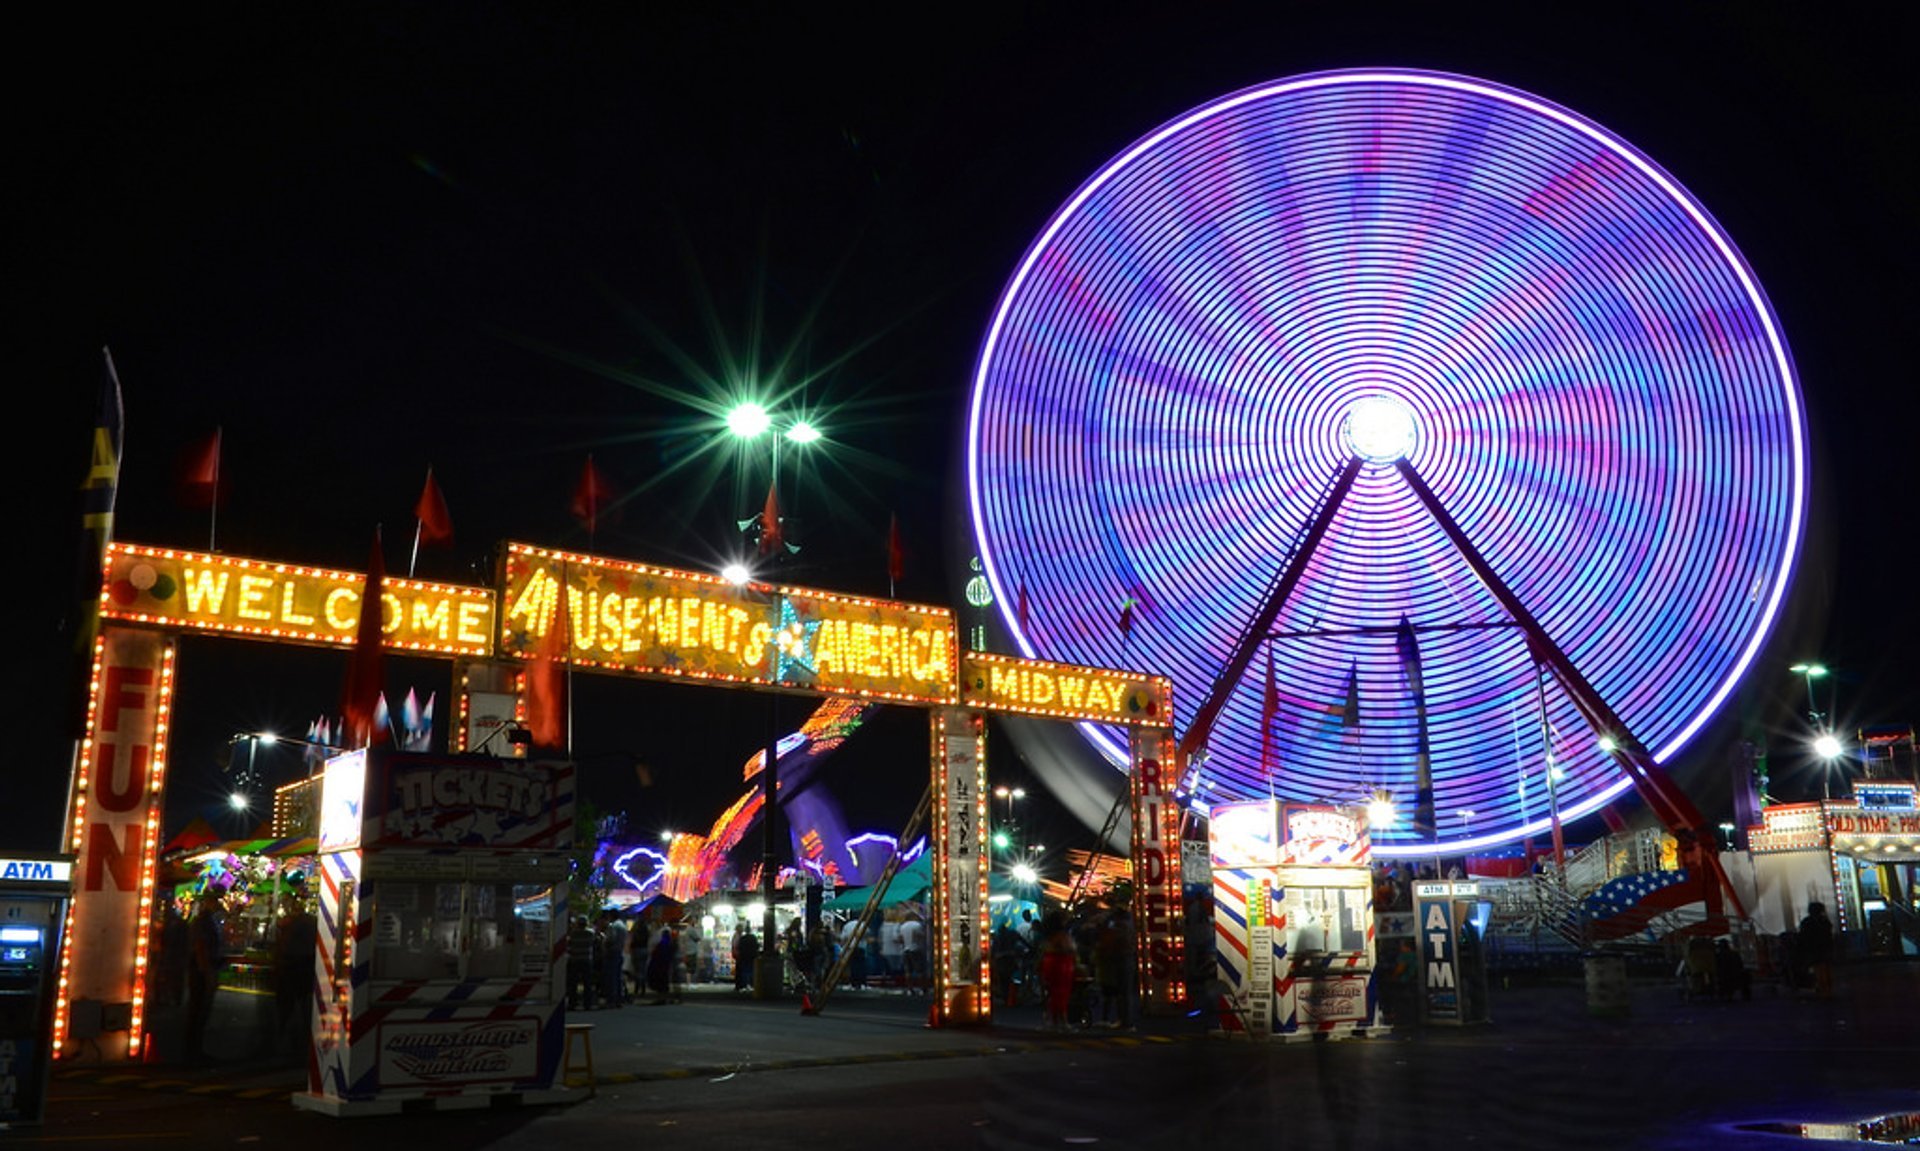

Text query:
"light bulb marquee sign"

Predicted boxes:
[[99, 543, 495, 657], [499, 543, 959, 703], [61, 536, 1179, 1055]]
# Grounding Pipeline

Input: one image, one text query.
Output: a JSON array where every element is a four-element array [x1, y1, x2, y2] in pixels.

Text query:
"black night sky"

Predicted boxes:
[[10, 5, 1915, 860]]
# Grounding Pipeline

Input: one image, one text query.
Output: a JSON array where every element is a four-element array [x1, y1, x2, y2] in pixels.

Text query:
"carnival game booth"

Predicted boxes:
[[1747, 779, 1920, 955], [1208, 799, 1380, 1040], [296, 748, 575, 1116]]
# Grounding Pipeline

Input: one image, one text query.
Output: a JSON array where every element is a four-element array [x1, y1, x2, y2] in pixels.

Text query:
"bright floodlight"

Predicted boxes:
[[785, 420, 822, 445], [1343, 395, 1417, 463], [256, 732, 279, 745], [720, 562, 752, 586], [727, 402, 772, 439], [228, 791, 250, 811], [1790, 662, 1829, 678], [1366, 792, 1397, 831], [1814, 732, 1844, 759], [1011, 862, 1039, 884]]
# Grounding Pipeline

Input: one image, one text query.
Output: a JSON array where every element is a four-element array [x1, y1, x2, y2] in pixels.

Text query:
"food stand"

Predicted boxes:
[[295, 749, 575, 1116], [1207, 799, 1382, 1040]]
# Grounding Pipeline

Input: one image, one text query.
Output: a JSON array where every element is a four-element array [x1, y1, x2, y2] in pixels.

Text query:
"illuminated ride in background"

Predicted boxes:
[[967, 69, 1807, 862]]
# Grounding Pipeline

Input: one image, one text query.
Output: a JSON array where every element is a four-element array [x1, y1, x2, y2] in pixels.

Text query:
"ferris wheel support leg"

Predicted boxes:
[[1178, 456, 1365, 769], [1392, 459, 1748, 922]]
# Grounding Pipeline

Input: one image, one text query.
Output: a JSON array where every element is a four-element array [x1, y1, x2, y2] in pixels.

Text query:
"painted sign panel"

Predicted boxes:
[[499, 544, 957, 704], [100, 543, 494, 657], [1419, 897, 1460, 1022], [1297, 974, 1372, 1024], [377, 1018, 540, 1086], [55, 625, 173, 1061], [363, 752, 574, 851], [1130, 726, 1184, 1004], [937, 711, 986, 991], [960, 651, 1171, 728], [1209, 800, 1281, 868]]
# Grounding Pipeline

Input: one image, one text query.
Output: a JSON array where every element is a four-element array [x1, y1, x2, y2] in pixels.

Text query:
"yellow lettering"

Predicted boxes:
[[679, 598, 701, 649], [1059, 675, 1086, 710], [598, 591, 623, 654], [234, 574, 274, 621], [181, 568, 231, 615], [324, 587, 357, 631], [458, 601, 489, 646], [746, 621, 771, 669], [279, 582, 316, 627], [410, 597, 450, 641], [622, 597, 644, 654]]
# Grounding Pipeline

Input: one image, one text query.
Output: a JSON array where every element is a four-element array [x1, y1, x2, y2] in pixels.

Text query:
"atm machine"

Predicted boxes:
[[0, 854, 74, 1125]]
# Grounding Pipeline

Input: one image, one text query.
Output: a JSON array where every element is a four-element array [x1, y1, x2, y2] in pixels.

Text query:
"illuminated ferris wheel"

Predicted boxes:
[[966, 69, 1807, 857]]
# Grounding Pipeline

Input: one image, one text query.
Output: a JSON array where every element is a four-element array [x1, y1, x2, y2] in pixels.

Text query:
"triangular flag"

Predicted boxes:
[[341, 529, 387, 749], [177, 427, 223, 509], [527, 571, 570, 751], [570, 455, 615, 537], [414, 468, 453, 547], [1118, 595, 1139, 642], [887, 513, 905, 584], [758, 481, 783, 557], [1339, 663, 1360, 734], [1016, 583, 1030, 635]]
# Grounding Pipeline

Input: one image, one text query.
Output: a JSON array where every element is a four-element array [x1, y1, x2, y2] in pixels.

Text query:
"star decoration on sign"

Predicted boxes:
[[772, 597, 821, 682]]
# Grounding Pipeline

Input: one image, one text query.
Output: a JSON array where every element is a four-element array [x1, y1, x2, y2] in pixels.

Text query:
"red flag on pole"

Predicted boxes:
[[1017, 584, 1030, 635], [527, 573, 570, 751], [414, 468, 453, 547], [570, 455, 615, 537], [887, 513, 905, 584], [1118, 595, 1139, 642], [342, 528, 387, 748], [757, 481, 783, 557], [177, 427, 222, 507]]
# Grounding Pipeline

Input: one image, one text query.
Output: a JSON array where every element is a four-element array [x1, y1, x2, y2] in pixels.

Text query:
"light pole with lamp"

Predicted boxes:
[[726, 402, 822, 998], [1791, 662, 1839, 799]]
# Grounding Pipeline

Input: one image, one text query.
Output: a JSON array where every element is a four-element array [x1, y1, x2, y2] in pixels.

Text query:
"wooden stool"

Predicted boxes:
[[562, 1022, 596, 1096]]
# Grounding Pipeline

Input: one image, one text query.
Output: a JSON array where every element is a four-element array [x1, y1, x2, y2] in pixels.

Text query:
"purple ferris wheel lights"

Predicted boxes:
[[967, 69, 1806, 852]]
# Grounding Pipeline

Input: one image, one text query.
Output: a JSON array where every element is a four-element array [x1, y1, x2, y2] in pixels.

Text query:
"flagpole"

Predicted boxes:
[[409, 519, 422, 579], [208, 425, 222, 553]]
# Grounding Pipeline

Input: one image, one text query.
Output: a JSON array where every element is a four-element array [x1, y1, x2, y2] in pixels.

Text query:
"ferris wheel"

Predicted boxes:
[[966, 69, 1806, 857]]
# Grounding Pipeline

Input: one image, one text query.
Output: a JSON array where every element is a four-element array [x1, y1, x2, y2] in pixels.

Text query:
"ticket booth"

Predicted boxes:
[[1412, 879, 1490, 1026], [0, 854, 73, 1125], [295, 749, 575, 1116], [1207, 800, 1381, 1040]]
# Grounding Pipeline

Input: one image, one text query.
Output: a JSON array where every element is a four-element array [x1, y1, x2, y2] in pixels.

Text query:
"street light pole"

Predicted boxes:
[[727, 401, 821, 998], [1791, 662, 1834, 799]]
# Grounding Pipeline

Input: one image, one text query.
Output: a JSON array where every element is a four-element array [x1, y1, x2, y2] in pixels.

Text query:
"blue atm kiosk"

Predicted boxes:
[[0, 854, 74, 1125]]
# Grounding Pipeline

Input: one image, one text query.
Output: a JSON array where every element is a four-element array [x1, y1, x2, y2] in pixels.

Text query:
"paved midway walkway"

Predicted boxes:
[[47, 958, 1920, 1145]]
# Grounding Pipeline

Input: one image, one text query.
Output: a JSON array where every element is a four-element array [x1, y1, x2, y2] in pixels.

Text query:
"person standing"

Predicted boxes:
[[1797, 901, 1835, 998], [733, 926, 759, 993], [185, 896, 225, 1062], [647, 924, 680, 1004], [1037, 912, 1077, 1032], [272, 902, 318, 1050], [900, 912, 928, 995], [600, 912, 628, 1007], [566, 916, 601, 1010]]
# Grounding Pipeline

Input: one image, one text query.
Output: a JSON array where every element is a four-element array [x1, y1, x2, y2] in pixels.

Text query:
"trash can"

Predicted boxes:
[[1583, 952, 1629, 1018]]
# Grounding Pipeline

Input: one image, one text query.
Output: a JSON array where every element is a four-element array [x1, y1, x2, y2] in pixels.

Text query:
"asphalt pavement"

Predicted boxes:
[[29, 958, 1920, 1147]]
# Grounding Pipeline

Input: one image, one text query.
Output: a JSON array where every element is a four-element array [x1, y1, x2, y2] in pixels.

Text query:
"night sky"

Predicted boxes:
[[11, 6, 1915, 861]]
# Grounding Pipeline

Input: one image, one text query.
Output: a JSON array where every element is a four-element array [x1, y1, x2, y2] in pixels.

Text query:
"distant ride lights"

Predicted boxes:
[[968, 68, 1807, 855]]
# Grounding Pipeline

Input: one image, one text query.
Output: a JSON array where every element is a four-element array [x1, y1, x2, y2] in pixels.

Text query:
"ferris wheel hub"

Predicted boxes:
[[1342, 395, 1418, 463]]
